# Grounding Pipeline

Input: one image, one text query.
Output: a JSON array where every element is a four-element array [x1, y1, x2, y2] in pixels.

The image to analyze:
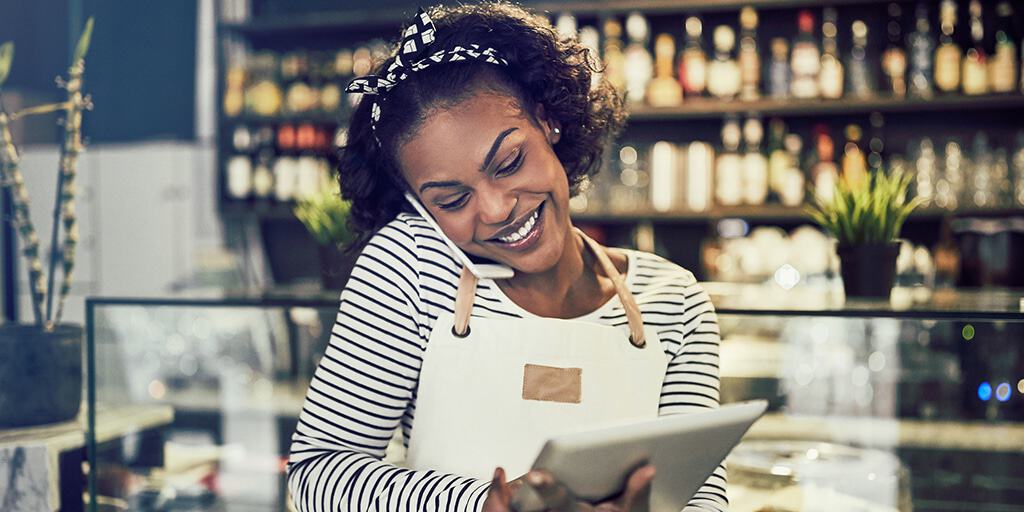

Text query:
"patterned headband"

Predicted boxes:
[[344, 7, 510, 145]]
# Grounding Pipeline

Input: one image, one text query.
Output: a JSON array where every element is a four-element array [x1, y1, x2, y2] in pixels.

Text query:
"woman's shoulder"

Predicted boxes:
[[359, 212, 461, 278], [627, 249, 699, 288]]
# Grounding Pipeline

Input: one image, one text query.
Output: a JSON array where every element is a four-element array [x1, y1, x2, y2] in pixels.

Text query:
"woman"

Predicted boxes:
[[287, 3, 726, 511]]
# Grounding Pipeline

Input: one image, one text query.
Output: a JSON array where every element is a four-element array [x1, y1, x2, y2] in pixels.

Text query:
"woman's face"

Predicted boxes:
[[397, 91, 570, 275]]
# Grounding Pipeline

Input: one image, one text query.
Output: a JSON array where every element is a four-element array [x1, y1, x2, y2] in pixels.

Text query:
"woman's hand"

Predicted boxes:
[[482, 465, 656, 512]]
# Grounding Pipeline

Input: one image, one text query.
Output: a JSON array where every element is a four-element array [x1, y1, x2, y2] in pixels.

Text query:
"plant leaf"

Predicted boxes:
[[0, 42, 13, 86], [73, 18, 95, 64]]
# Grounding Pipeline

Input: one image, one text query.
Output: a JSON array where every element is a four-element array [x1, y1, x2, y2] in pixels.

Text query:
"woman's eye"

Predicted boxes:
[[496, 152, 524, 177], [438, 194, 470, 211]]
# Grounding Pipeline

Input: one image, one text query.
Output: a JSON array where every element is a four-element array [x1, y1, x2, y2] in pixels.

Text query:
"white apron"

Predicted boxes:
[[405, 229, 669, 479]]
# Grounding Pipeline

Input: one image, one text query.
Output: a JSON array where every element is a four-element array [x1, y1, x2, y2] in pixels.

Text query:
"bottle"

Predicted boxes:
[[648, 33, 684, 106], [791, 10, 821, 99], [990, 2, 1018, 93], [769, 38, 791, 99], [678, 17, 707, 97], [284, 51, 318, 114], [273, 157, 299, 202], [936, 139, 964, 210], [913, 137, 938, 206], [716, 117, 744, 206], [742, 117, 769, 205], [1014, 132, 1024, 207], [738, 7, 761, 101], [624, 12, 654, 104], [819, 7, 844, 99], [934, 0, 962, 93], [847, 20, 875, 98], [246, 51, 283, 117], [908, 2, 935, 98], [961, 0, 988, 95], [970, 133, 995, 207], [882, 3, 909, 97], [318, 52, 342, 115], [842, 124, 868, 188], [867, 112, 886, 173], [812, 126, 840, 203], [780, 134, 806, 207], [992, 148, 1011, 207], [555, 12, 577, 40], [768, 118, 789, 201], [579, 26, 602, 90], [223, 66, 246, 117], [685, 141, 715, 212], [707, 26, 742, 100], [603, 19, 627, 93], [252, 150, 275, 200], [650, 141, 679, 212], [226, 156, 253, 199]]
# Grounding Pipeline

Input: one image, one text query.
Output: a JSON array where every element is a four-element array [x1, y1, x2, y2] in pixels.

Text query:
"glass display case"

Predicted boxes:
[[84, 288, 1024, 512]]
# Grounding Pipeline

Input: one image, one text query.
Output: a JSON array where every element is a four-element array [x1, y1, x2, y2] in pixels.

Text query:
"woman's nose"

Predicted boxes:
[[476, 186, 517, 225]]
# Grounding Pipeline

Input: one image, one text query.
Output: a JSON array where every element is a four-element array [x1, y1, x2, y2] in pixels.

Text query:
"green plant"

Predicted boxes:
[[294, 187, 353, 247], [806, 169, 924, 246], [0, 18, 94, 329]]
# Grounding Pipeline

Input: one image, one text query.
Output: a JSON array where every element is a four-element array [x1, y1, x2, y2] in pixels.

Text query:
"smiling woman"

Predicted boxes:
[[287, 3, 727, 512]]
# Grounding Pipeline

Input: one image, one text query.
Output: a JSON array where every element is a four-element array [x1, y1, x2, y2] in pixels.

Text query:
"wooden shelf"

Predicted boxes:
[[573, 206, 1024, 224], [627, 93, 1024, 121], [219, 0, 889, 35]]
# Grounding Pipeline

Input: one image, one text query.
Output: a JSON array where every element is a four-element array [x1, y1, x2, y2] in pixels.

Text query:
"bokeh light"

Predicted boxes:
[[995, 383, 1011, 402], [962, 324, 975, 341], [977, 382, 992, 401]]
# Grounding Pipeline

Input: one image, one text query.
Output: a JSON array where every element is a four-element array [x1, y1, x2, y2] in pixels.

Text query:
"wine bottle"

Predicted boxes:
[[650, 141, 679, 212], [716, 117, 744, 206], [842, 124, 868, 188], [768, 118, 789, 201], [791, 10, 821, 99], [603, 19, 627, 93], [961, 0, 989, 95], [685, 141, 714, 212], [812, 126, 840, 203], [226, 156, 253, 200], [707, 26, 742, 100], [648, 33, 684, 106], [742, 117, 769, 205], [678, 17, 707, 97], [990, 1, 1018, 93], [252, 150, 275, 200], [769, 38, 791, 99], [624, 12, 654, 104], [819, 7, 844, 99], [935, 0, 962, 93], [780, 134, 806, 207], [914, 137, 938, 206], [579, 26, 602, 90], [847, 20, 875, 98], [555, 12, 577, 40], [738, 7, 761, 101], [908, 2, 935, 98], [882, 3, 908, 97]]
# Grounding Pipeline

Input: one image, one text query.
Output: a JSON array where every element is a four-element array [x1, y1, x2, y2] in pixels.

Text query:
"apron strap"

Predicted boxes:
[[575, 229, 647, 348], [451, 230, 646, 347]]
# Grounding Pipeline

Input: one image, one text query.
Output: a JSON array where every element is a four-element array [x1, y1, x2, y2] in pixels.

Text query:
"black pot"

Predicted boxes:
[[0, 324, 83, 427], [319, 244, 355, 291], [837, 243, 900, 298]]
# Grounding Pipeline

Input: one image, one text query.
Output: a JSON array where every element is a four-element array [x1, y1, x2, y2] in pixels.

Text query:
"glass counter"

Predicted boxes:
[[84, 287, 1024, 511]]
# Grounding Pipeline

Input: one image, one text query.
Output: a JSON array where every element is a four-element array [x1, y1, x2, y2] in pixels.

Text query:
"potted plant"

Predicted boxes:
[[0, 19, 94, 427], [293, 186, 355, 290], [806, 169, 923, 298]]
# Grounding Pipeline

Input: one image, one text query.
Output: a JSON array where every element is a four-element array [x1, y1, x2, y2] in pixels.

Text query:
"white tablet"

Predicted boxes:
[[512, 400, 768, 512]]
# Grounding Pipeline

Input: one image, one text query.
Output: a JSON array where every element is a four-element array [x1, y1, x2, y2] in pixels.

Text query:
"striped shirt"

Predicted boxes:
[[287, 213, 727, 512]]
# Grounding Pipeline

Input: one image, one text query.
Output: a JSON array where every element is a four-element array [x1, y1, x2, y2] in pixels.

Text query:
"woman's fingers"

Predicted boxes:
[[526, 469, 577, 511], [483, 467, 512, 511], [617, 465, 656, 511]]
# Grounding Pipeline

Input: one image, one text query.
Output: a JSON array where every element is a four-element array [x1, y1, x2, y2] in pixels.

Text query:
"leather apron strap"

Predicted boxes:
[[451, 229, 646, 347]]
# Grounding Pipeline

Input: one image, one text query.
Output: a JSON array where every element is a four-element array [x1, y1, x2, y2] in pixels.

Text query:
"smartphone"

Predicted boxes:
[[404, 191, 515, 280]]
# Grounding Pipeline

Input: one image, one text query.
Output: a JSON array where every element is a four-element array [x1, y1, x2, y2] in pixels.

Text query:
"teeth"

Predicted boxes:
[[498, 208, 540, 243]]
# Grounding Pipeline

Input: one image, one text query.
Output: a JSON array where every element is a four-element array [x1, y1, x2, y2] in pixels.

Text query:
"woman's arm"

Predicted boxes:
[[287, 222, 490, 511], [658, 283, 729, 512]]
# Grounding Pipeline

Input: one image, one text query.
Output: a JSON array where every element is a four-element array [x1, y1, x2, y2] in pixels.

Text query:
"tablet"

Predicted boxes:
[[512, 400, 768, 512]]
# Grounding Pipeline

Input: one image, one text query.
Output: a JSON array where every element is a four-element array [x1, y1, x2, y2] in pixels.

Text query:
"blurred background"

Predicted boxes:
[[1, 1, 1022, 511]]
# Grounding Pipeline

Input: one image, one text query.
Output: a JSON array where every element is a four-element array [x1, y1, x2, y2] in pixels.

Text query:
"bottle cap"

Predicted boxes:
[[626, 12, 649, 42], [713, 25, 736, 52], [685, 17, 703, 38]]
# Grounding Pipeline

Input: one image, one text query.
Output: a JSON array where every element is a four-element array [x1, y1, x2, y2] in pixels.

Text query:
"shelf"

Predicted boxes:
[[219, 0, 889, 35], [573, 206, 1024, 224], [626, 94, 1024, 121], [223, 112, 344, 125], [220, 201, 299, 220]]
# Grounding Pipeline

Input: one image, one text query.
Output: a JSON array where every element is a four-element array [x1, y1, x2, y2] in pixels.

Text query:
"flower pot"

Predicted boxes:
[[0, 324, 83, 427], [319, 244, 355, 291], [836, 243, 900, 298]]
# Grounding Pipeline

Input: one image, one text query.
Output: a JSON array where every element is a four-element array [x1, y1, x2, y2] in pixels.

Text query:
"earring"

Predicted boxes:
[[553, 127, 561, 135]]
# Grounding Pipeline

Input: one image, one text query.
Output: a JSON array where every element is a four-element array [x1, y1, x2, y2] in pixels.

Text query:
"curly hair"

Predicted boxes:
[[337, 1, 627, 249]]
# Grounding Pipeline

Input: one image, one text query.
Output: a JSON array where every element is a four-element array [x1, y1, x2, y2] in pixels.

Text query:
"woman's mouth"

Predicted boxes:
[[488, 201, 545, 251]]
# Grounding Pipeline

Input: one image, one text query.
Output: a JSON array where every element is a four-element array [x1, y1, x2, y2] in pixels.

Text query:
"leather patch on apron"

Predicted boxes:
[[522, 364, 582, 404]]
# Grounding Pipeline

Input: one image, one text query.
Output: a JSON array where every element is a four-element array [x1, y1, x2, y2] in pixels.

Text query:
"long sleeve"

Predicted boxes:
[[287, 222, 490, 511], [658, 283, 728, 512]]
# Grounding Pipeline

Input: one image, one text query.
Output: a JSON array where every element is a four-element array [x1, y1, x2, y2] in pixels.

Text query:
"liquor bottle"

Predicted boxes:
[[961, 0, 988, 95], [992, 148, 1011, 207], [624, 12, 654, 104], [867, 112, 886, 173], [678, 17, 707, 97], [246, 51, 283, 117], [842, 124, 868, 188], [847, 20, 875, 97], [1014, 132, 1024, 207], [908, 2, 935, 97], [318, 52, 342, 114], [273, 157, 299, 202], [938, 139, 965, 210], [685, 141, 715, 212], [882, 3, 909, 97], [969, 133, 995, 207], [914, 137, 938, 205], [768, 118, 790, 200], [224, 66, 246, 117], [812, 126, 840, 203], [738, 7, 761, 101], [603, 19, 627, 93], [791, 10, 821, 99], [707, 26, 742, 100], [252, 150, 275, 200], [226, 156, 253, 199], [650, 141, 679, 212], [990, 2, 1018, 93], [284, 51, 318, 114], [934, 0, 962, 93], [742, 117, 769, 205], [555, 12, 577, 40], [349, 46, 373, 109], [716, 117, 744, 206], [819, 7, 845, 99], [769, 38, 791, 99], [648, 34, 684, 106], [579, 26, 602, 89], [780, 134, 806, 207]]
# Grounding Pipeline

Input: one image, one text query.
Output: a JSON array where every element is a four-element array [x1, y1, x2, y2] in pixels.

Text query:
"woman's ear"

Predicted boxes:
[[533, 104, 562, 145]]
